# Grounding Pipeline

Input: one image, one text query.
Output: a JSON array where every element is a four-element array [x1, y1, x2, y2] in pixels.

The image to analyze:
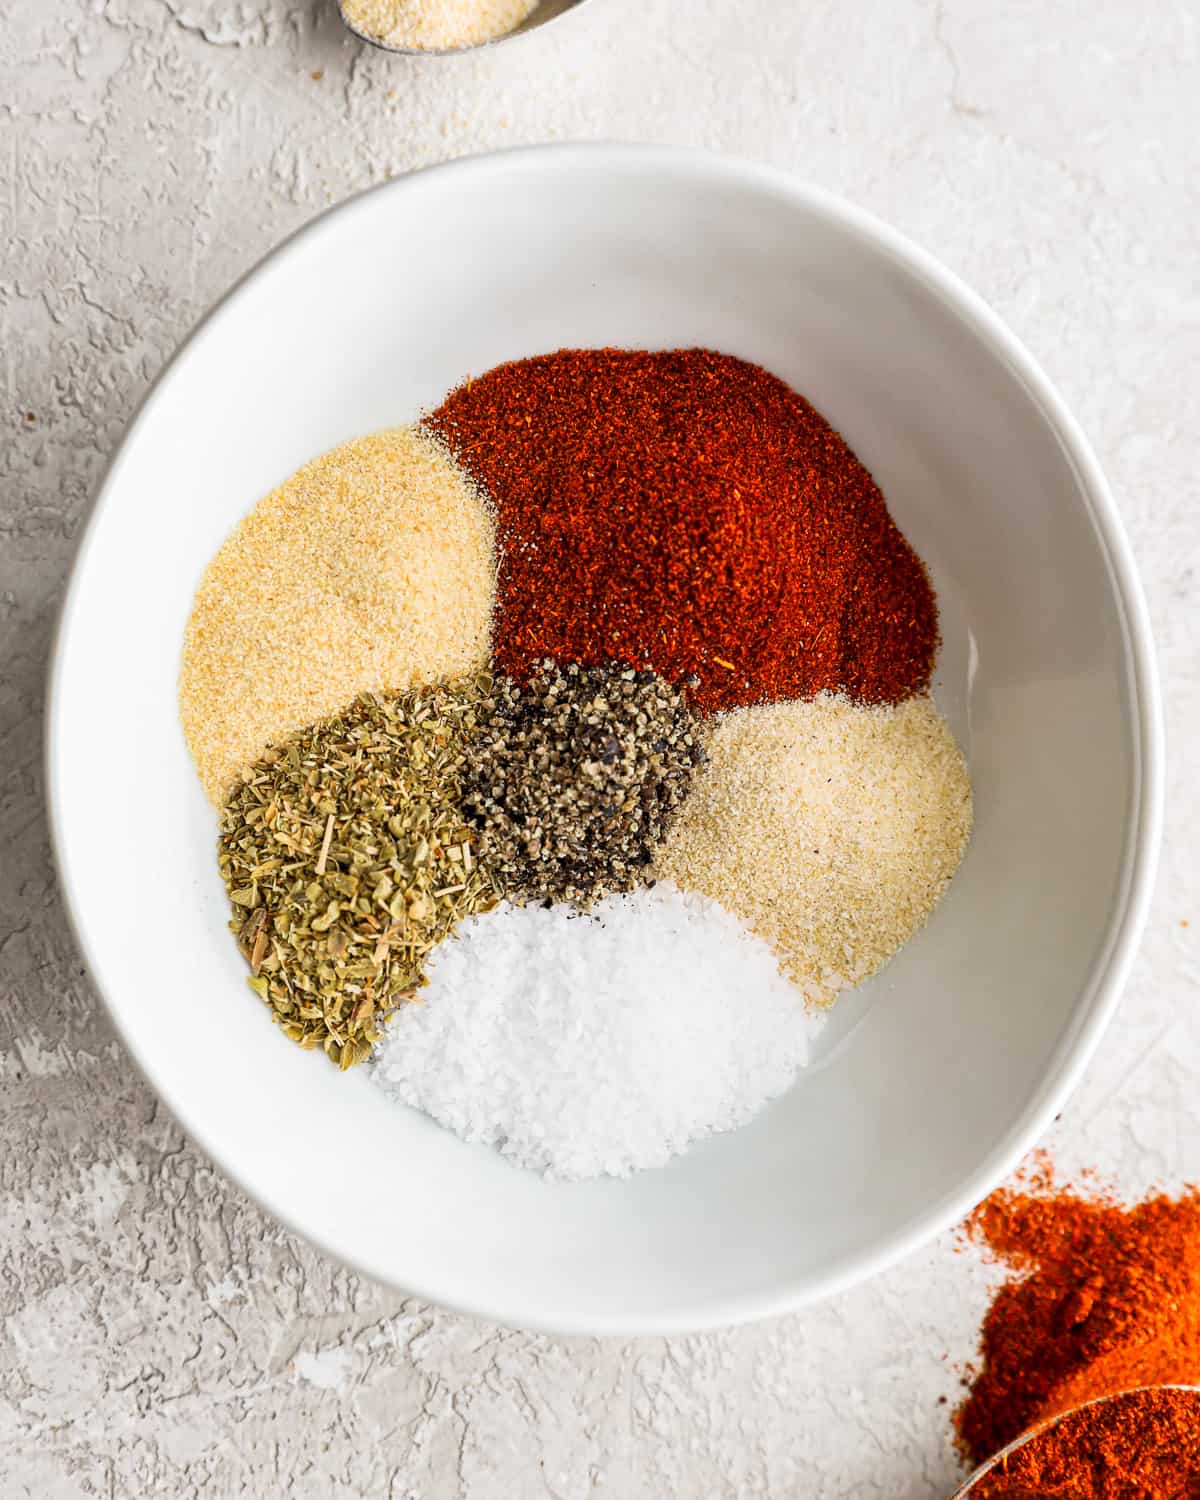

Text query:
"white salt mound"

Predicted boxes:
[[372, 884, 823, 1180]]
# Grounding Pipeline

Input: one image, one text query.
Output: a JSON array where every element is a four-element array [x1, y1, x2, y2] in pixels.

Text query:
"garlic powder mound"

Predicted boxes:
[[653, 693, 973, 1006], [180, 427, 496, 806]]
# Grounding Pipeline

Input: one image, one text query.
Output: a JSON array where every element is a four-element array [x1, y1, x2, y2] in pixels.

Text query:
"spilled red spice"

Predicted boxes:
[[427, 348, 937, 714], [968, 1387, 1200, 1499], [956, 1158, 1200, 1470]]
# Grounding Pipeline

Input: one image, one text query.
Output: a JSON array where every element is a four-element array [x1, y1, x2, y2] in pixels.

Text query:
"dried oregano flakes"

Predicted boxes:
[[218, 675, 501, 1069]]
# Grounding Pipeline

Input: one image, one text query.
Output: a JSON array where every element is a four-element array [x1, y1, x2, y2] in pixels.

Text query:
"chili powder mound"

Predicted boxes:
[[969, 1387, 1200, 1500], [956, 1159, 1200, 1470], [426, 348, 937, 714]]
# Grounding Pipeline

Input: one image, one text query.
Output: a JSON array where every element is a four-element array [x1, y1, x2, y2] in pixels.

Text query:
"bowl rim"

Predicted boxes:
[[45, 142, 1164, 1335]]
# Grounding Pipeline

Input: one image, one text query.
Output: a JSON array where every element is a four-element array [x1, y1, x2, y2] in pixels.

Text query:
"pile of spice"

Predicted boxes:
[[372, 882, 824, 1179], [341, 0, 538, 50], [180, 428, 495, 805], [179, 340, 976, 1176], [966, 1388, 1200, 1499], [461, 660, 705, 904], [955, 1158, 1200, 1469], [655, 693, 972, 1003], [427, 347, 937, 714], [218, 679, 500, 1068]]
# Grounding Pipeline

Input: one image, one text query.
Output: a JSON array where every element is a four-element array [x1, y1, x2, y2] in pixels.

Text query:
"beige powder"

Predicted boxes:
[[180, 427, 495, 806], [341, 0, 539, 50], [654, 694, 973, 1005]]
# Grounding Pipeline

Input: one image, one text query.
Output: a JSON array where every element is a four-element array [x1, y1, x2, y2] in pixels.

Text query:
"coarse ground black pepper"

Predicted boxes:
[[463, 661, 705, 905]]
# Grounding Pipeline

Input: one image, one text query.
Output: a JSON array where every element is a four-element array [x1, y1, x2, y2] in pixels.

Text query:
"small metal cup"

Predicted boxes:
[[338, 0, 592, 56], [951, 1385, 1200, 1497]]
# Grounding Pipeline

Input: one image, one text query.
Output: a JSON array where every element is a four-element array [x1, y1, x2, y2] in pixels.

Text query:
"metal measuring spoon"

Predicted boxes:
[[950, 1385, 1200, 1497], [337, 0, 592, 56]]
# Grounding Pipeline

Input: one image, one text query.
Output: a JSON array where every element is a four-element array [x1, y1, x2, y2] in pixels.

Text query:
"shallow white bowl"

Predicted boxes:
[[48, 145, 1162, 1334]]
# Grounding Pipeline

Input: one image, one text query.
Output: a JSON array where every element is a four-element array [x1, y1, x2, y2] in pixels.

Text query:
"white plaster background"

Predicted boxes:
[[1, 1, 1197, 1495]]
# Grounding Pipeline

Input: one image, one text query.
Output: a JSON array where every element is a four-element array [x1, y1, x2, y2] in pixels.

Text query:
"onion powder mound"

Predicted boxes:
[[372, 883, 823, 1180], [654, 692, 972, 1005]]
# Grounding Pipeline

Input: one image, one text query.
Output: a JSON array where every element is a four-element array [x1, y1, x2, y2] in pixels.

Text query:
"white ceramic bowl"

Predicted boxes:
[[47, 145, 1162, 1334]]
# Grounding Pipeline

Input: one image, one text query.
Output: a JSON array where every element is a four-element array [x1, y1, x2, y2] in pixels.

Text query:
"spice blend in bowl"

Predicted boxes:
[[56, 145, 1157, 1325], [181, 342, 972, 1166]]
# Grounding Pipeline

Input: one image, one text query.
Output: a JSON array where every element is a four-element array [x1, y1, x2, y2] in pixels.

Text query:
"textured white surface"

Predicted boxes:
[[1, 2, 1196, 1495]]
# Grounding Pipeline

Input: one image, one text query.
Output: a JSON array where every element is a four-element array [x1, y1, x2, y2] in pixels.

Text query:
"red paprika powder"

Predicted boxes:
[[957, 1159, 1200, 1471], [427, 348, 937, 714], [968, 1387, 1200, 1499]]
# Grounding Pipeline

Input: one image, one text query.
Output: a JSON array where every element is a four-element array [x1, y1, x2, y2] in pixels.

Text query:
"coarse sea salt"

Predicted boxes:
[[371, 883, 823, 1180]]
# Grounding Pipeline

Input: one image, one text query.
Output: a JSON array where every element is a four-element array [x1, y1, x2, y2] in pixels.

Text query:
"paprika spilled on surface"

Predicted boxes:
[[956, 1157, 1200, 1472], [968, 1387, 1200, 1499], [427, 347, 937, 714]]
